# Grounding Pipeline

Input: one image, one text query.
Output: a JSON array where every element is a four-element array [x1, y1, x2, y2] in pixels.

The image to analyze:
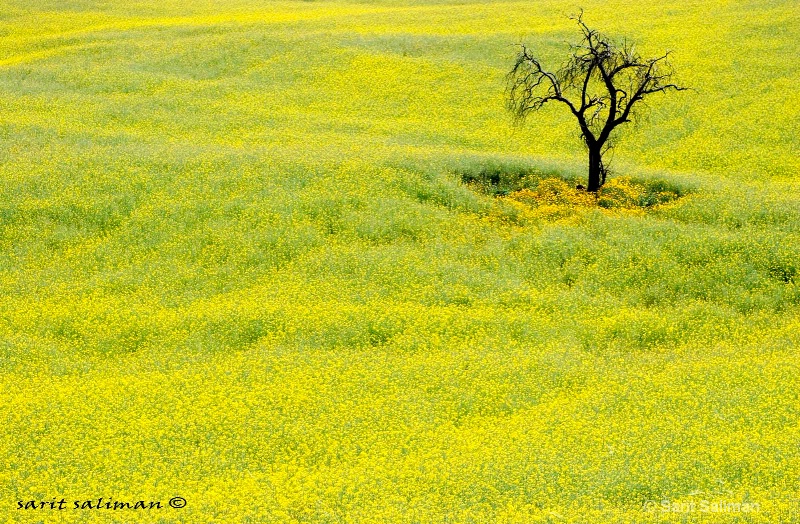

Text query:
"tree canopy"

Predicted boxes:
[[507, 12, 688, 191]]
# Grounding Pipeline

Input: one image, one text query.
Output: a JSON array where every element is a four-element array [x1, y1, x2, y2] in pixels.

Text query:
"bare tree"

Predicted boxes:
[[507, 12, 688, 192]]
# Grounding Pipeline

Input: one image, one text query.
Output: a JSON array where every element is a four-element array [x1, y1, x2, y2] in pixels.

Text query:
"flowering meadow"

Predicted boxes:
[[1, 0, 799, 522]]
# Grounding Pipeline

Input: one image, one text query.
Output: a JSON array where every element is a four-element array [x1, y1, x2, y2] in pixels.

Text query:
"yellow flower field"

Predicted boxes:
[[1, 0, 799, 522]]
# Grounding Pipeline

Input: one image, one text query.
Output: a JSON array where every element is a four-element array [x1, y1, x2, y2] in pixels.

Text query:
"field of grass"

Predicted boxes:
[[2, 0, 799, 522]]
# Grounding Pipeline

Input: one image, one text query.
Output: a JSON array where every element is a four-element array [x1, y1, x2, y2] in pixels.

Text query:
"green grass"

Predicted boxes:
[[1, 0, 799, 522]]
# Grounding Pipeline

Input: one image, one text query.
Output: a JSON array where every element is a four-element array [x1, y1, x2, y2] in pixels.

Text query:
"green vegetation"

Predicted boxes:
[[1, 1, 799, 522]]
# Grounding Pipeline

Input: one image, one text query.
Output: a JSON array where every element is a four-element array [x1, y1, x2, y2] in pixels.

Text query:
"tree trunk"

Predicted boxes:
[[587, 146, 602, 192]]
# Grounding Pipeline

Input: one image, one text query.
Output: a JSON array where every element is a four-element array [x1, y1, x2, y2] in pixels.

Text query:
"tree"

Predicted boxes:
[[506, 12, 687, 192]]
